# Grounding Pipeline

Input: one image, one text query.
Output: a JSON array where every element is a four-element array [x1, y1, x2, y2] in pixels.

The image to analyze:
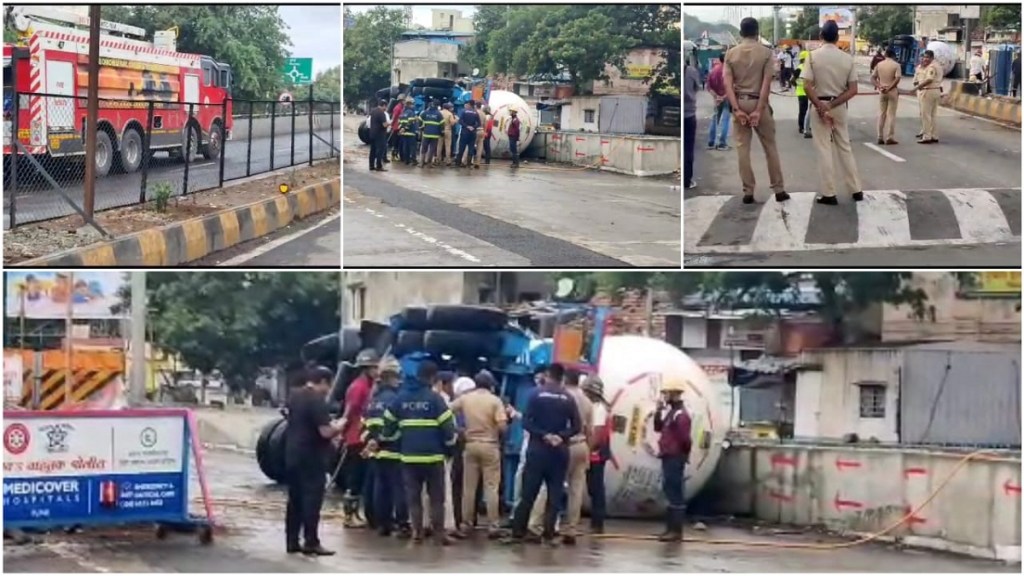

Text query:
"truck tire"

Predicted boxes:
[[180, 125, 199, 162], [201, 122, 222, 160], [118, 128, 144, 173], [392, 330, 425, 357], [423, 78, 456, 89], [95, 130, 114, 177], [401, 306, 429, 330], [339, 327, 363, 362], [410, 86, 424, 96], [257, 418, 288, 483], [423, 330, 502, 358], [421, 86, 452, 100], [410, 78, 425, 88], [426, 305, 508, 332], [328, 362, 358, 407], [358, 120, 372, 145], [360, 320, 393, 355]]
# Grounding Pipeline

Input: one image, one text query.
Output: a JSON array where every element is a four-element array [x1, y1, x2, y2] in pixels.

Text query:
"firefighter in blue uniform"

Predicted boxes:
[[399, 98, 421, 166], [363, 357, 411, 538], [503, 363, 581, 547], [418, 100, 444, 168], [382, 360, 459, 546]]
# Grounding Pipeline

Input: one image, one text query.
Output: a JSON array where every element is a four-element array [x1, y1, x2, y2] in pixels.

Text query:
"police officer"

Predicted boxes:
[[456, 100, 481, 168], [724, 17, 790, 205], [913, 50, 941, 144], [440, 103, 456, 166], [399, 98, 421, 165], [284, 365, 345, 556], [504, 363, 581, 547], [364, 357, 410, 538], [382, 360, 458, 546], [582, 375, 609, 535], [872, 48, 902, 145], [653, 377, 692, 543], [803, 20, 864, 206], [418, 100, 444, 167]]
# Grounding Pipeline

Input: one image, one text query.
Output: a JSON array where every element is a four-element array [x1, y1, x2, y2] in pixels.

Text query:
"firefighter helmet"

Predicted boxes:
[[661, 376, 689, 393], [378, 356, 401, 375], [355, 349, 381, 367]]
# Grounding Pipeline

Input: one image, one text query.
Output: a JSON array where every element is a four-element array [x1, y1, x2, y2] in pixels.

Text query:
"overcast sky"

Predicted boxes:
[[279, 5, 341, 74], [684, 6, 776, 25], [346, 4, 477, 28]]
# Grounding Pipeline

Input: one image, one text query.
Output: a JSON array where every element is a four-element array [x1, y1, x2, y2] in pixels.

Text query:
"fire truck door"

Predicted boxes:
[[45, 60, 74, 130], [184, 74, 200, 107]]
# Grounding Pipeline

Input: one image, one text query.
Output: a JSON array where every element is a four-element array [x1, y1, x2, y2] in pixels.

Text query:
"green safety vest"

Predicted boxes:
[[794, 62, 806, 97]]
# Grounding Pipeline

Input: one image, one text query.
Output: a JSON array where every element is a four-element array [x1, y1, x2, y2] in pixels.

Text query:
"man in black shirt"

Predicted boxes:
[[368, 99, 389, 172], [504, 363, 581, 546], [285, 365, 345, 556]]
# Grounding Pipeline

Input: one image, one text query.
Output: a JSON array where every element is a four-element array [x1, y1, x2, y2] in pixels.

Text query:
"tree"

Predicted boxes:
[[682, 14, 740, 41], [984, 5, 1021, 29], [101, 5, 292, 101], [855, 6, 914, 47], [115, 272, 341, 393], [468, 5, 513, 73], [758, 16, 776, 43], [789, 7, 821, 41], [342, 6, 407, 108], [312, 66, 341, 102]]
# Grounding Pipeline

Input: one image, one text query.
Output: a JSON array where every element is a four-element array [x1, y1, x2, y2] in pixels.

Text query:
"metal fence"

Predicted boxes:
[[3, 93, 340, 229]]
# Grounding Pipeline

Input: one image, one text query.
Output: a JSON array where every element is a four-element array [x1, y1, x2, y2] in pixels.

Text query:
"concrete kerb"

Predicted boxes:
[[15, 179, 340, 267], [945, 81, 1022, 128]]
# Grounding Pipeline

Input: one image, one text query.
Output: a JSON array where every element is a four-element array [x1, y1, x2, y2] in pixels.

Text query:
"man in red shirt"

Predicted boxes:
[[653, 377, 692, 542], [389, 99, 405, 161], [340, 349, 378, 527]]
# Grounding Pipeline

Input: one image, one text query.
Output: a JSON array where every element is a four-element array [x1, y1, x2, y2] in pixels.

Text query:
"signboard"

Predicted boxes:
[[974, 272, 1021, 295], [280, 58, 313, 86], [818, 6, 855, 29], [4, 352, 23, 405], [4, 272, 126, 319], [623, 64, 655, 79], [2, 410, 190, 527]]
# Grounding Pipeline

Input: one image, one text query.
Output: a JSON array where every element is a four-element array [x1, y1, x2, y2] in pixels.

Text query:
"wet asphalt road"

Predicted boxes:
[[3, 449, 1016, 573], [3, 129, 339, 227]]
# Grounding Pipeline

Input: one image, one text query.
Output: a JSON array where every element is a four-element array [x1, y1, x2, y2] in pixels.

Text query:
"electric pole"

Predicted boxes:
[[773, 5, 780, 47], [83, 5, 101, 219], [129, 271, 147, 406]]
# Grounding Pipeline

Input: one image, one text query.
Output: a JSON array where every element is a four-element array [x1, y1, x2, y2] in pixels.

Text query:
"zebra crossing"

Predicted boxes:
[[685, 188, 1021, 255]]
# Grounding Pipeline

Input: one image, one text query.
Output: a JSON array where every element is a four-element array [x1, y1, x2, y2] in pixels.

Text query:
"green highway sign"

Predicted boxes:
[[281, 58, 313, 85]]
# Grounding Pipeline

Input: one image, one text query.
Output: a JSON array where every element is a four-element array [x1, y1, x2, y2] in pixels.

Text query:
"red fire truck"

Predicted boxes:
[[3, 6, 232, 177]]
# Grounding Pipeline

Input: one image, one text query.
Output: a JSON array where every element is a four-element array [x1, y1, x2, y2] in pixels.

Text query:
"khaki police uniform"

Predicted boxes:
[[440, 109, 456, 164], [872, 58, 902, 142], [724, 38, 786, 196], [914, 61, 941, 141], [528, 386, 593, 538], [804, 44, 863, 198], [474, 112, 490, 166], [450, 389, 507, 531]]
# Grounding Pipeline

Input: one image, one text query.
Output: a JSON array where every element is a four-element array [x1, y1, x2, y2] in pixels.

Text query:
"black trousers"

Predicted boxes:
[[797, 95, 809, 133], [403, 462, 446, 536], [683, 115, 696, 187], [512, 445, 568, 539], [285, 466, 326, 547], [369, 132, 387, 169], [341, 447, 366, 497], [374, 458, 408, 531], [362, 458, 378, 527], [586, 461, 607, 530]]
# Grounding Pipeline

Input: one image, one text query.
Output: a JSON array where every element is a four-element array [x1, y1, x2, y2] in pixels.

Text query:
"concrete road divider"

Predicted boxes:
[[945, 81, 1022, 127], [527, 131, 680, 177], [15, 179, 340, 267], [229, 113, 341, 141]]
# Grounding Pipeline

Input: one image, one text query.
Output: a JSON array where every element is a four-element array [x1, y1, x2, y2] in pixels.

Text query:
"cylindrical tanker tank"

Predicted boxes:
[[482, 89, 535, 159], [926, 40, 957, 77], [593, 335, 730, 517]]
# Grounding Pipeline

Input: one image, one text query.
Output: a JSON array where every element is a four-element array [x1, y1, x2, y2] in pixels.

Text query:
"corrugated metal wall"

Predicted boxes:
[[900, 349, 1022, 447], [599, 95, 647, 134]]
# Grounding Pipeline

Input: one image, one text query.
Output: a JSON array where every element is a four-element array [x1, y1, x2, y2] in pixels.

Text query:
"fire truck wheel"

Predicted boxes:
[[202, 123, 222, 161], [95, 131, 114, 177], [181, 125, 200, 162], [119, 129, 144, 173]]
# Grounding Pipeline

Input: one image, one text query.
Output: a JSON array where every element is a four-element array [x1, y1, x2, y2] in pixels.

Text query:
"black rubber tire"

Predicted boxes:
[[202, 122, 222, 160], [256, 418, 287, 483], [376, 87, 392, 101], [426, 305, 508, 332], [392, 330, 425, 357], [94, 130, 114, 177], [180, 124, 200, 162], [410, 86, 424, 96], [328, 362, 358, 408], [340, 327, 363, 362], [393, 84, 409, 98], [409, 78, 425, 88], [360, 320, 392, 355], [421, 86, 452, 100], [119, 128, 144, 173], [423, 330, 502, 358], [301, 332, 338, 365], [358, 120, 371, 145], [423, 78, 456, 89], [401, 306, 430, 330]]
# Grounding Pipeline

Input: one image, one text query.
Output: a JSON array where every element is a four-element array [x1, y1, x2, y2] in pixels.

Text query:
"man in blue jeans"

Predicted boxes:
[[653, 377, 692, 543], [683, 62, 701, 189], [705, 55, 731, 150]]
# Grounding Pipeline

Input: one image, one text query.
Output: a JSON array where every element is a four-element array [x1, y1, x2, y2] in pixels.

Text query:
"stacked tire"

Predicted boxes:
[[256, 418, 288, 483], [392, 304, 508, 360]]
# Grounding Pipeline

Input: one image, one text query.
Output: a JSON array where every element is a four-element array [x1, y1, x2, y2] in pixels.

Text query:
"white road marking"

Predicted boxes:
[[683, 195, 732, 250], [856, 190, 912, 246], [941, 188, 1013, 243], [863, 142, 906, 162], [217, 213, 340, 266], [357, 206, 482, 264], [748, 192, 815, 252]]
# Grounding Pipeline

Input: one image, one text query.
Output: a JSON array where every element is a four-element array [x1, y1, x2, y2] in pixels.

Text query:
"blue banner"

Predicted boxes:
[[3, 472, 186, 524]]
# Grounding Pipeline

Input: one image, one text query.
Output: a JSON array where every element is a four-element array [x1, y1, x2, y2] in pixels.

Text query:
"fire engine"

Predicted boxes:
[[3, 6, 232, 177]]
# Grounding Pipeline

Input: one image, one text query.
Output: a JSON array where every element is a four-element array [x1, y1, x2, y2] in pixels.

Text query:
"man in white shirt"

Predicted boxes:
[[969, 49, 986, 83], [778, 48, 795, 89]]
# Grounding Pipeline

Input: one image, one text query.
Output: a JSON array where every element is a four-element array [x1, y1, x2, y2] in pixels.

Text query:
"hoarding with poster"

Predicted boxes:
[[4, 272, 127, 319], [3, 352, 23, 405], [2, 410, 191, 527], [818, 6, 854, 29], [977, 272, 1021, 295]]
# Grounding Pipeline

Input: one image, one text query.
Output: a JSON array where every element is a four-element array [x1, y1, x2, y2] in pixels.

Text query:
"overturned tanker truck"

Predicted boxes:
[[357, 77, 536, 160], [256, 303, 730, 517]]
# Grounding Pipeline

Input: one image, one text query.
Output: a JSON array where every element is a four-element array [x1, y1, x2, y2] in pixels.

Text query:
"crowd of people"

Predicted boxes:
[[366, 96, 522, 172], [280, 351, 694, 554]]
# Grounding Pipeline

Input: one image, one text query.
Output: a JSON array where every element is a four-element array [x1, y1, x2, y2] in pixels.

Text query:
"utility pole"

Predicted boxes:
[[83, 5, 101, 219], [129, 271, 147, 406], [64, 272, 74, 408], [849, 7, 857, 56], [772, 5, 780, 47]]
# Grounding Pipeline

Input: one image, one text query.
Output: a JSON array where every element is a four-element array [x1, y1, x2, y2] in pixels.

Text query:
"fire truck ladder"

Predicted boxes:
[[9, 6, 147, 39]]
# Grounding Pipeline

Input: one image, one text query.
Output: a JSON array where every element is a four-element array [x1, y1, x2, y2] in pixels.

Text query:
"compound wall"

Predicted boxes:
[[229, 112, 341, 141], [526, 131, 680, 177], [705, 443, 1022, 562]]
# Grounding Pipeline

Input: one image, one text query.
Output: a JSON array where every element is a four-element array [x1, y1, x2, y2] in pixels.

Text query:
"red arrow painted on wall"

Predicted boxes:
[[903, 505, 927, 525], [903, 467, 927, 478], [835, 459, 861, 471], [768, 489, 794, 502], [771, 454, 797, 467], [833, 492, 863, 512], [1004, 479, 1021, 496], [637, 146, 656, 152], [575, 137, 587, 142]]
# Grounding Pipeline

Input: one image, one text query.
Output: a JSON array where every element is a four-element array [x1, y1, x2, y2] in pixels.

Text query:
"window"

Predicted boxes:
[[348, 285, 366, 321], [584, 109, 595, 123], [858, 383, 886, 418]]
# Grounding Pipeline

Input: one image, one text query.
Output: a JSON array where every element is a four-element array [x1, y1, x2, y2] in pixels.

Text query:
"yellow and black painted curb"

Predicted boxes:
[[945, 81, 1021, 127], [17, 179, 340, 267]]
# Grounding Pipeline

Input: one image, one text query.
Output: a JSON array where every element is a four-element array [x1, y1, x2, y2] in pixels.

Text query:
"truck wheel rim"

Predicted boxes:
[[125, 138, 139, 166]]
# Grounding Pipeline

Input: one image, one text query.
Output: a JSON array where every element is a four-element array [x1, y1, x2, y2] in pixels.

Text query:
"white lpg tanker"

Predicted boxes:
[[257, 303, 731, 517]]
